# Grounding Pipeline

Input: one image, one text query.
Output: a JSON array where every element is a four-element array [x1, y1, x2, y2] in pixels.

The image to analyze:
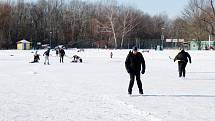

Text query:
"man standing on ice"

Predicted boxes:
[[59, 48, 65, 63], [43, 48, 51, 65], [125, 46, 145, 95], [174, 49, 191, 77]]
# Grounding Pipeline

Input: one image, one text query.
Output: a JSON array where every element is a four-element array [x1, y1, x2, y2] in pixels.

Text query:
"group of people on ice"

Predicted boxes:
[[31, 45, 191, 96], [30, 47, 82, 64], [125, 46, 192, 95]]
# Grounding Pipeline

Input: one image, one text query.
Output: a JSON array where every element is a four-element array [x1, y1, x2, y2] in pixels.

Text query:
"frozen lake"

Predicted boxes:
[[0, 49, 215, 121]]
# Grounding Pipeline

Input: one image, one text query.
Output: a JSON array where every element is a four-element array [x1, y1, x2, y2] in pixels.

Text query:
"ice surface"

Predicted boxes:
[[0, 49, 215, 121]]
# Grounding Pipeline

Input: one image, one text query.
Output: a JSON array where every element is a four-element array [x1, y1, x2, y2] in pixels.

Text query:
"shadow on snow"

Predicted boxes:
[[130, 94, 215, 97]]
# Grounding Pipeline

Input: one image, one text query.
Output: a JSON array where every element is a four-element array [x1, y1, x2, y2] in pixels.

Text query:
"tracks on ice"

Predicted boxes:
[[95, 95, 163, 121]]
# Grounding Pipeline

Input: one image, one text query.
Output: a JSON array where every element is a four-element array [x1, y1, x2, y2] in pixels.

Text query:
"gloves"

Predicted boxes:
[[141, 70, 145, 74]]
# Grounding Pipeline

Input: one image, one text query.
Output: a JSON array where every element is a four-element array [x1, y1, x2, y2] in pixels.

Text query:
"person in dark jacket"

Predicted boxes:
[[110, 52, 113, 58], [59, 48, 65, 63], [43, 48, 50, 65], [125, 46, 146, 95], [72, 55, 82, 63], [174, 49, 191, 77], [30, 51, 40, 63], [56, 48, 59, 56]]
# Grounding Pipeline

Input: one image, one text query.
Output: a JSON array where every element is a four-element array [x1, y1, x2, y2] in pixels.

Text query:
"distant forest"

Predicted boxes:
[[0, 0, 215, 49]]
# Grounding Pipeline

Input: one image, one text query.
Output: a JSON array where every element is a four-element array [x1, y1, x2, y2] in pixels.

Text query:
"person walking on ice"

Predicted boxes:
[[125, 46, 145, 95], [110, 51, 113, 58], [43, 48, 51, 65], [174, 49, 191, 78], [59, 48, 65, 63]]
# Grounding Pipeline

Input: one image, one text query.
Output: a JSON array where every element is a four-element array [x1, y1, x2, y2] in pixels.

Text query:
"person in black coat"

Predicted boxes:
[[125, 46, 146, 95], [174, 49, 191, 77], [72, 55, 82, 63], [33, 51, 40, 62], [30, 51, 40, 63], [56, 48, 59, 56], [59, 48, 65, 63]]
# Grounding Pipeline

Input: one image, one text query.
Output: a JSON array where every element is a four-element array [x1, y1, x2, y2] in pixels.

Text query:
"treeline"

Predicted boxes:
[[0, 0, 214, 49], [167, 0, 215, 50]]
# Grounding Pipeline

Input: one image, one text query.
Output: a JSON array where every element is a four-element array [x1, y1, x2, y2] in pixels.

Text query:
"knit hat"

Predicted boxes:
[[132, 46, 138, 51]]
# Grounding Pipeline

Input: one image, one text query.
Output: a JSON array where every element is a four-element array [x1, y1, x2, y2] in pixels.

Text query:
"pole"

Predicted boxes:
[[49, 32, 52, 48], [209, 34, 211, 49], [161, 32, 163, 49], [161, 27, 165, 50]]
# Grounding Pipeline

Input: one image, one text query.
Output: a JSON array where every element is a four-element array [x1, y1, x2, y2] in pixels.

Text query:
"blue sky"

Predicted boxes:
[[117, 0, 189, 18], [84, 0, 189, 19]]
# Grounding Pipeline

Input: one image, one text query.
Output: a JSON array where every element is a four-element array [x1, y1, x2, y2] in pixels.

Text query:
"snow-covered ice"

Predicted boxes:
[[0, 49, 215, 121]]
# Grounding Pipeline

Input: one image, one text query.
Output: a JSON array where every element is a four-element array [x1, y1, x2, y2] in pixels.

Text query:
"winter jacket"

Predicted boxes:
[[43, 49, 50, 56], [59, 49, 65, 57], [34, 54, 40, 61], [125, 51, 145, 74], [174, 50, 191, 63]]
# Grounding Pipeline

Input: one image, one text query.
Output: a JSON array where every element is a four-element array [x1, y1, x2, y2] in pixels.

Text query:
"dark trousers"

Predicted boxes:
[[178, 61, 187, 77], [128, 72, 143, 93], [60, 56, 64, 63]]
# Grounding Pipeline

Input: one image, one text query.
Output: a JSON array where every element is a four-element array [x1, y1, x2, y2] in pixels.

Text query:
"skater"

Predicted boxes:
[[56, 48, 59, 56], [125, 46, 146, 95], [59, 48, 65, 63], [174, 49, 192, 77], [30, 51, 40, 63], [43, 48, 51, 65], [110, 52, 113, 58], [72, 55, 82, 63]]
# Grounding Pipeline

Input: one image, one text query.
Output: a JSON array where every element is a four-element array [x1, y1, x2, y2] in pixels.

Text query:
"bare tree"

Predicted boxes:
[[119, 6, 141, 48], [181, 0, 210, 49], [102, 0, 119, 48], [184, 0, 215, 35], [0, 3, 12, 48], [0, 0, 175, 49]]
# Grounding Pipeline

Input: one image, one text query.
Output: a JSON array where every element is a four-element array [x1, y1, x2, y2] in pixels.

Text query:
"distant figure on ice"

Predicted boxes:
[[30, 51, 40, 63], [125, 46, 145, 95], [43, 48, 51, 65], [59, 48, 65, 63], [55, 48, 59, 56], [174, 49, 191, 77], [110, 52, 113, 58], [77, 49, 84, 52], [72, 55, 82, 63]]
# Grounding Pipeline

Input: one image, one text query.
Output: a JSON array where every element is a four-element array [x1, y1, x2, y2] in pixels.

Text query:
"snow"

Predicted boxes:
[[0, 49, 215, 121]]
